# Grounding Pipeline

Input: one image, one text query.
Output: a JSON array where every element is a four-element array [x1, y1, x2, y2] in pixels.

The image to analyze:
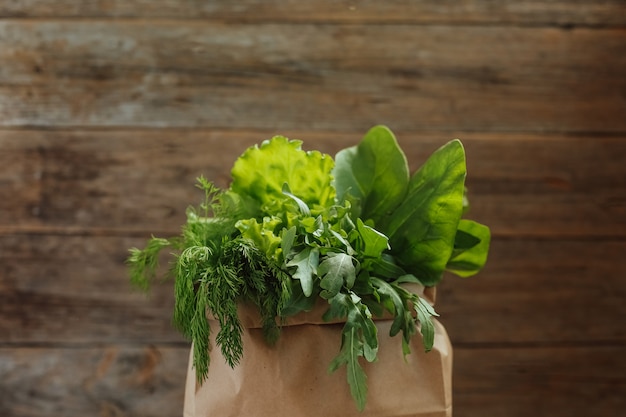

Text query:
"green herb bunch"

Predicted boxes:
[[127, 126, 490, 411]]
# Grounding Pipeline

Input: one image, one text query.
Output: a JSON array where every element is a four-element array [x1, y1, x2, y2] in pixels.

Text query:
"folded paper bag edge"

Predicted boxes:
[[225, 283, 435, 329]]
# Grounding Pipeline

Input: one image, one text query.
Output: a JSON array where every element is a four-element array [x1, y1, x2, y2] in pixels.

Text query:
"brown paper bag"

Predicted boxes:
[[183, 287, 452, 417]]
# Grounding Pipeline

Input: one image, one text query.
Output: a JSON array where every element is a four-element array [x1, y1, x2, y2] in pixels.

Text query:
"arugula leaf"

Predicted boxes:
[[413, 297, 437, 352], [334, 125, 409, 221], [279, 278, 317, 316], [326, 292, 377, 412], [285, 247, 320, 297], [386, 281, 439, 353], [447, 219, 491, 277], [379, 139, 467, 286], [370, 277, 407, 337], [280, 226, 297, 261], [318, 252, 356, 298], [330, 229, 355, 256], [328, 325, 368, 411]]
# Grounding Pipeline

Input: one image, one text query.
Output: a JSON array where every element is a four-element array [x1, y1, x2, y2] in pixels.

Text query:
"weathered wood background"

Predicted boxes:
[[1, 1, 625, 416]]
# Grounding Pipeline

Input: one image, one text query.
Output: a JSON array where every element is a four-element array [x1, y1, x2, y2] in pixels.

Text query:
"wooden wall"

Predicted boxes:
[[1, 2, 625, 416]]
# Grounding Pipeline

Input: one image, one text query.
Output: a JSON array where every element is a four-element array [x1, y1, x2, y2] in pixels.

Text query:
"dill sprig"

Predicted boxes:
[[127, 237, 173, 290], [127, 177, 288, 382]]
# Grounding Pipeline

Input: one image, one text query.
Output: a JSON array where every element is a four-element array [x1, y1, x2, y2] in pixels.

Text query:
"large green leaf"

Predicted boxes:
[[446, 219, 491, 277], [333, 125, 409, 222], [380, 139, 467, 286], [231, 136, 335, 210]]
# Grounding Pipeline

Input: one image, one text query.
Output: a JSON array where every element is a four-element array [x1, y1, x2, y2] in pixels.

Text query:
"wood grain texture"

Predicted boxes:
[[1, 0, 625, 26], [1, 345, 624, 417], [453, 346, 626, 417], [2, 2, 625, 416], [0, 346, 187, 417], [1, 234, 624, 345], [2, 130, 625, 238], [437, 239, 626, 345], [0, 234, 182, 344], [1, 22, 625, 131]]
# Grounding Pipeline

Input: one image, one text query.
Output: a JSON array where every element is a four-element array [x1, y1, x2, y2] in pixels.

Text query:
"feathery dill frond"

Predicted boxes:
[[129, 175, 296, 382], [127, 236, 173, 290], [191, 280, 211, 382], [223, 238, 289, 346], [173, 245, 212, 337]]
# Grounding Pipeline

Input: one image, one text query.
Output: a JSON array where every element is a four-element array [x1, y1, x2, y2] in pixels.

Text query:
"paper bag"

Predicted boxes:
[[183, 288, 452, 417]]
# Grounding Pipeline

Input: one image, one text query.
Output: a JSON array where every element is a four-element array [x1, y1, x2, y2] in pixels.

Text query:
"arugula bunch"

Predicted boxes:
[[128, 126, 490, 411]]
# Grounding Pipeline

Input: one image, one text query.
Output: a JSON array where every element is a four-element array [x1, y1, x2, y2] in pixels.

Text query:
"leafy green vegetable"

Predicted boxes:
[[334, 125, 409, 221], [355, 218, 390, 259], [447, 219, 491, 277], [127, 127, 490, 411], [377, 139, 467, 286], [231, 136, 335, 212], [325, 292, 378, 411], [286, 247, 319, 297], [318, 252, 356, 299]]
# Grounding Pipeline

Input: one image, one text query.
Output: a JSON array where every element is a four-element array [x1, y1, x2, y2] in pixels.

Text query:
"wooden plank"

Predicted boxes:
[[1, 22, 624, 131], [1, 345, 624, 416], [1, 1, 625, 26], [0, 136, 43, 226], [2, 129, 625, 238], [437, 238, 626, 345], [0, 346, 188, 417], [1, 234, 624, 345], [0, 234, 183, 344], [453, 346, 626, 417]]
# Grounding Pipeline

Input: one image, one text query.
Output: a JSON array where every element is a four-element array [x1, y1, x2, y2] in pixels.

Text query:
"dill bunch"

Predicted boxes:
[[128, 178, 288, 382]]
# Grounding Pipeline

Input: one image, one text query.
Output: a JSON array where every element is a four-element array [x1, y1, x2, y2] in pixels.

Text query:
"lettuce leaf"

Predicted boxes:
[[231, 136, 336, 213]]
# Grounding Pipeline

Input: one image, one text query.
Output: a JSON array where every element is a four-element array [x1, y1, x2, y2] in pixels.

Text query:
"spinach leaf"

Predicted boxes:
[[379, 139, 467, 286], [334, 125, 409, 221], [447, 219, 491, 277]]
